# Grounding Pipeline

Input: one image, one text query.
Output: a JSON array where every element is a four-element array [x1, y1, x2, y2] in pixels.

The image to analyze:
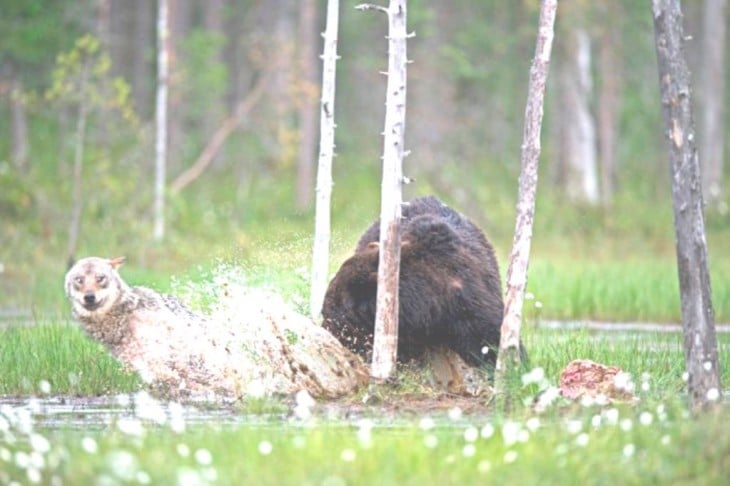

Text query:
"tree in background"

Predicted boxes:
[[652, 0, 722, 411], [698, 0, 727, 206], [154, 0, 170, 241], [552, 0, 599, 205]]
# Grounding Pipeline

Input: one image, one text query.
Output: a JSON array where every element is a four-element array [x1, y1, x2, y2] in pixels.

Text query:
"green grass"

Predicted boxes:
[[0, 407, 724, 484], [0, 323, 140, 396]]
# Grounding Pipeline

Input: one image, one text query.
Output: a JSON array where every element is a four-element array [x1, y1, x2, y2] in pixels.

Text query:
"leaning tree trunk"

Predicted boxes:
[[651, 0, 722, 411], [309, 0, 341, 320], [495, 0, 557, 398], [357, 0, 409, 381], [154, 0, 169, 241]]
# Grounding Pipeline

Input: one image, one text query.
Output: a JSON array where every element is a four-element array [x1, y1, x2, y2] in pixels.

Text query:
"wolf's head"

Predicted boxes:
[[65, 256, 129, 319]]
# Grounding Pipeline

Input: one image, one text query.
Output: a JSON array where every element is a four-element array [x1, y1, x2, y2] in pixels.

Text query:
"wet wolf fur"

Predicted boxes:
[[65, 257, 367, 399], [322, 196, 515, 369]]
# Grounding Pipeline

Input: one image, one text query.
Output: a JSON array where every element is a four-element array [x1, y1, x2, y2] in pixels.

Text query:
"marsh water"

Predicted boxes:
[[2, 319, 728, 429]]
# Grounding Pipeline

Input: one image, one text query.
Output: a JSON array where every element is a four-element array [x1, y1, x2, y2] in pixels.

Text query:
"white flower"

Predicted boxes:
[[620, 419, 633, 432], [462, 444, 476, 457], [480, 423, 495, 439], [117, 417, 145, 437], [81, 437, 98, 454], [448, 407, 463, 421], [419, 417, 435, 431], [463, 427, 479, 443], [340, 449, 356, 462], [525, 417, 541, 432], [30, 433, 50, 453], [423, 435, 438, 449], [639, 412, 653, 426], [177, 444, 190, 457], [503, 450, 518, 464], [502, 421, 522, 447], [195, 448, 213, 466], [706, 388, 720, 401], [258, 441, 273, 455], [622, 443, 636, 457], [575, 433, 589, 447]]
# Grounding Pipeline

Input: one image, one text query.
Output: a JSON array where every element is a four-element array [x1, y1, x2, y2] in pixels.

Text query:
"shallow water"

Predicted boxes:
[[0, 394, 273, 430]]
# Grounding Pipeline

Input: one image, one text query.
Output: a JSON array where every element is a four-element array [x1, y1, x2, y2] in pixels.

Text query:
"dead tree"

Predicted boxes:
[[651, 0, 722, 410], [309, 0, 341, 320], [357, 0, 409, 381], [154, 0, 169, 241], [495, 0, 557, 393]]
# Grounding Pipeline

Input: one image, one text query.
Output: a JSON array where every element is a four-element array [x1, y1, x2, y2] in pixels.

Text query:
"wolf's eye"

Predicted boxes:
[[96, 275, 108, 287], [74, 276, 84, 287]]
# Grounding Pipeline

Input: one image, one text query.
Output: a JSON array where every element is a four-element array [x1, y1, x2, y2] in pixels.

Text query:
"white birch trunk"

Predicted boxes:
[[561, 29, 598, 204], [357, 0, 408, 381], [495, 0, 557, 389], [154, 0, 169, 241], [309, 0, 341, 320]]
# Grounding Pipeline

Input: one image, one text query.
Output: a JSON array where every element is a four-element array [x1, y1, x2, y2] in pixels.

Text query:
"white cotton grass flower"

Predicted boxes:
[[117, 417, 145, 437], [639, 411, 654, 426], [521, 367, 545, 387], [620, 419, 633, 432], [424, 434, 438, 449], [463, 426, 479, 443], [462, 444, 477, 458], [136, 471, 151, 484], [38, 380, 51, 395], [419, 417, 435, 431], [525, 417, 541, 432], [622, 443, 636, 458], [503, 450, 518, 464], [681, 372, 689, 382], [26, 467, 42, 484], [293, 390, 316, 421], [501, 421, 522, 447], [613, 371, 635, 393], [340, 449, 356, 462], [481, 423, 495, 439], [194, 448, 213, 466], [177, 443, 190, 457], [534, 301, 543, 309], [661, 435, 671, 446], [81, 437, 98, 454], [565, 419, 583, 435], [356, 419, 374, 448], [534, 386, 561, 413], [706, 388, 720, 402], [1, 447, 12, 462], [29, 433, 50, 454], [106, 450, 139, 481], [703, 361, 713, 371], [477, 460, 492, 473], [258, 441, 273, 455], [177, 467, 203, 486], [525, 292, 535, 300], [448, 407, 463, 421], [602, 407, 620, 426], [575, 433, 590, 447]]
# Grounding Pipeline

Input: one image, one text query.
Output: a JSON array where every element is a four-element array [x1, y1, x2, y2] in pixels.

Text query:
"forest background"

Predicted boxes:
[[0, 0, 728, 322]]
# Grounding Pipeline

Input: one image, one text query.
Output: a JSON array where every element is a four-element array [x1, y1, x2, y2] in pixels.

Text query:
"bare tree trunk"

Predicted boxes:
[[154, 0, 169, 241], [596, 3, 621, 205], [309, 0, 340, 320], [557, 25, 599, 204], [495, 0, 557, 396], [698, 0, 727, 205], [358, 0, 409, 381], [66, 61, 91, 268], [651, 0, 722, 411], [10, 80, 29, 172], [296, 0, 319, 211]]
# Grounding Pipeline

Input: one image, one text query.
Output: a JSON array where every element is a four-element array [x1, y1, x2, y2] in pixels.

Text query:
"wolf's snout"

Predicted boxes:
[[83, 293, 97, 305]]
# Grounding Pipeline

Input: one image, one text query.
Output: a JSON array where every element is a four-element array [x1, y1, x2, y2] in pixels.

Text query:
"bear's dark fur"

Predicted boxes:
[[322, 196, 507, 368]]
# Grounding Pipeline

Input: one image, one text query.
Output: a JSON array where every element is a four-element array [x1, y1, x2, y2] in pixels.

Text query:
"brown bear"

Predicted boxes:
[[322, 195, 509, 369]]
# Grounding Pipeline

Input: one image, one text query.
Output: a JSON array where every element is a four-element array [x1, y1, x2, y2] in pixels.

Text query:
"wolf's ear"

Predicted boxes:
[[109, 256, 126, 269]]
